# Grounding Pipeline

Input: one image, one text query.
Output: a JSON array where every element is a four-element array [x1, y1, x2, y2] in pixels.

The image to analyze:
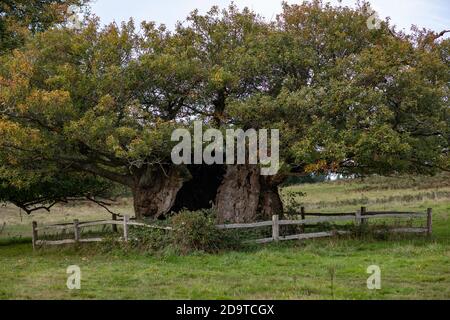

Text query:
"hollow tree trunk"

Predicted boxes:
[[172, 164, 226, 212], [131, 164, 284, 223], [132, 166, 187, 220], [215, 165, 284, 224]]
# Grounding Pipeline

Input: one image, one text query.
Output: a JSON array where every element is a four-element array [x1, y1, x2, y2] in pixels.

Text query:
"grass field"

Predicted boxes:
[[1, 175, 449, 300]]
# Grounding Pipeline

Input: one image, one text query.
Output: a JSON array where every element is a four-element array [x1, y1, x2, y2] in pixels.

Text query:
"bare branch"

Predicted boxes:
[[433, 30, 450, 41], [85, 196, 122, 216]]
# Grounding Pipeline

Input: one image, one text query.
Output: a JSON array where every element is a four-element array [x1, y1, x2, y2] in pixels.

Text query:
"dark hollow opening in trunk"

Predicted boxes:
[[171, 164, 226, 212]]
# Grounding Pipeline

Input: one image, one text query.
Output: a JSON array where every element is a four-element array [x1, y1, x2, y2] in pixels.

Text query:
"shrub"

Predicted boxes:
[[97, 232, 124, 254], [98, 209, 242, 255], [170, 209, 239, 254], [129, 226, 172, 253]]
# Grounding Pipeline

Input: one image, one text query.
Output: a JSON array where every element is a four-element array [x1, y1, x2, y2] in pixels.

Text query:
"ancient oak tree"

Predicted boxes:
[[1, 2, 448, 221]]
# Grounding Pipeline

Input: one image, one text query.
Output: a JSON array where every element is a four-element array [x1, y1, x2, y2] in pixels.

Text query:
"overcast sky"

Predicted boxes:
[[88, 0, 449, 34]]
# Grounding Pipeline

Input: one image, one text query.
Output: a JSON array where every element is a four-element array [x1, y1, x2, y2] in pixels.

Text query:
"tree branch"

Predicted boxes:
[[71, 162, 134, 187], [433, 30, 450, 41], [85, 196, 121, 216]]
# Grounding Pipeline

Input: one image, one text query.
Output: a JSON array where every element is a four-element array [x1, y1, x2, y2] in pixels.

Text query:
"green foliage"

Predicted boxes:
[[170, 209, 237, 254], [100, 209, 242, 255], [0, 171, 114, 214], [282, 189, 307, 215], [128, 225, 173, 253], [227, 1, 449, 177], [0, 0, 88, 53]]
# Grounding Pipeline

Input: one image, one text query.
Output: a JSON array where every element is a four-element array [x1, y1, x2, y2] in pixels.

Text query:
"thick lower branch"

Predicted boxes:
[[72, 163, 133, 187]]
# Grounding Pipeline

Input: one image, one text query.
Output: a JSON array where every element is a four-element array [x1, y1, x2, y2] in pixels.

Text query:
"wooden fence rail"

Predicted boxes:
[[32, 214, 173, 248], [216, 207, 432, 244], [32, 207, 433, 249]]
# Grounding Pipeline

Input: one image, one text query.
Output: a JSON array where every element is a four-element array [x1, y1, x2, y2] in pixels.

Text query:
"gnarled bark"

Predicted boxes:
[[215, 165, 260, 223], [215, 165, 284, 223], [131, 164, 285, 223], [259, 175, 284, 220], [132, 166, 187, 220]]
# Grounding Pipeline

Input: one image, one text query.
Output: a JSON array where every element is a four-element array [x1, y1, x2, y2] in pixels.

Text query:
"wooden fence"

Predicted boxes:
[[216, 207, 433, 244], [31, 215, 172, 250], [31, 207, 433, 249]]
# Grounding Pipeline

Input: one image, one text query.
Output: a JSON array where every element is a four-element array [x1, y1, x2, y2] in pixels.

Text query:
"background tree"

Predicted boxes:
[[0, 1, 448, 222]]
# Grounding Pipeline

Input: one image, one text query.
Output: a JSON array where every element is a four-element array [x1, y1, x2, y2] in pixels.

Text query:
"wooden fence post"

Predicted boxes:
[[123, 215, 129, 242], [272, 215, 280, 242], [427, 208, 433, 237], [32, 221, 38, 250], [355, 210, 362, 228], [112, 214, 118, 233], [300, 207, 306, 233], [361, 207, 367, 227], [74, 219, 80, 242]]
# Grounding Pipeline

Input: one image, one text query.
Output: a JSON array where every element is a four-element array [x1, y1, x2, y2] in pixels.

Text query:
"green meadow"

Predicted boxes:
[[1, 175, 449, 300]]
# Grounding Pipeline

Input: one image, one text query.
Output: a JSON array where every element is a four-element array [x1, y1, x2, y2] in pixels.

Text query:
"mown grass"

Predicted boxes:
[[0, 175, 449, 300]]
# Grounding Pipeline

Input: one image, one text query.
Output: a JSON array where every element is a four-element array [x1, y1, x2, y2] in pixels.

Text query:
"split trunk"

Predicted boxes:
[[131, 164, 284, 222]]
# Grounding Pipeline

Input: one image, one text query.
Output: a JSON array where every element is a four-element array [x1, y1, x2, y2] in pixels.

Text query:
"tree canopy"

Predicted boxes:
[[0, 1, 448, 221], [0, 0, 112, 212], [0, 0, 87, 53]]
